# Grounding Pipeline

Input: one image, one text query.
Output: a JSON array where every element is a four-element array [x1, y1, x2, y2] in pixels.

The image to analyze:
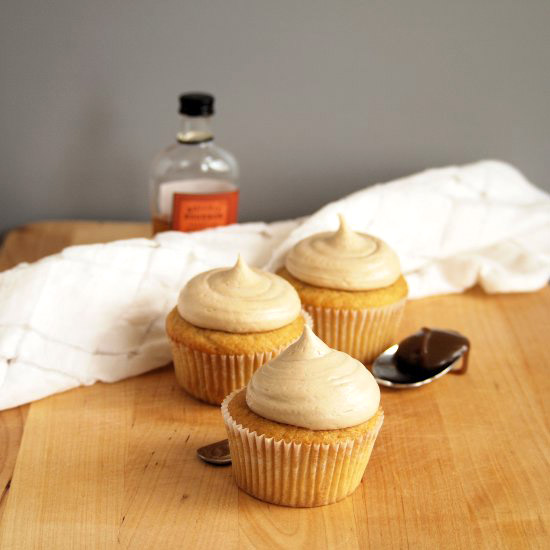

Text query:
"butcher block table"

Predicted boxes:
[[0, 221, 549, 549]]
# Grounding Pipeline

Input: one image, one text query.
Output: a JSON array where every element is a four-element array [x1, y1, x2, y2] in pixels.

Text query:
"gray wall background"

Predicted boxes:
[[1, 0, 549, 236]]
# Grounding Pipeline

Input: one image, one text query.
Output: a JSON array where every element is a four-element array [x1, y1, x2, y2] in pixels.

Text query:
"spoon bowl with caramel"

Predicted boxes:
[[372, 327, 469, 389]]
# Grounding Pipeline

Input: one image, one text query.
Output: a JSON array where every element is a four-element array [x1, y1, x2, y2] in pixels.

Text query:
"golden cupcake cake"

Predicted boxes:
[[222, 325, 383, 507], [278, 214, 408, 364], [166, 256, 309, 405]]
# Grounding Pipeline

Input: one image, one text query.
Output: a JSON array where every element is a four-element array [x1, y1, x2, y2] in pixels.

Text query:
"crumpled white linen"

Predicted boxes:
[[0, 160, 549, 410]]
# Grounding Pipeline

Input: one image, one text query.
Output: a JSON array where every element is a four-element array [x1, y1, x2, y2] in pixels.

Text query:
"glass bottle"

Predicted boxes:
[[150, 93, 239, 233]]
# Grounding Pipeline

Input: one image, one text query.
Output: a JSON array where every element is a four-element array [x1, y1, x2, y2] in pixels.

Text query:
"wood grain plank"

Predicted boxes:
[[0, 220, 150, 271], [0, 369, 239, 549], [0, 379, 131, 547], [0, 221, 549, 549], [0, 287, 547, 549], [0, 405, 29, 523]]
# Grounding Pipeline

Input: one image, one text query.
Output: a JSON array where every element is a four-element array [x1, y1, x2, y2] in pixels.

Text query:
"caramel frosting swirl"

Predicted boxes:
[[178, 256, 302, 333], [285, 214, 401, 290], [246, 326, 380, 430]]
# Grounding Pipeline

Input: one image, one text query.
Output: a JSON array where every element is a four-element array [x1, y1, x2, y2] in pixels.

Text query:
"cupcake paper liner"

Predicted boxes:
[[170, 312, 312, 405], [304, 298, 406, 364], [221, 391, 384, 507]]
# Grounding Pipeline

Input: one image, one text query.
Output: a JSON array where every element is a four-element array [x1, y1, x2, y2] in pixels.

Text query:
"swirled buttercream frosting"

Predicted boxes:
[[285, 214, 401, 290], [178, 256, 302, 333], [246, 325, 380, 429]]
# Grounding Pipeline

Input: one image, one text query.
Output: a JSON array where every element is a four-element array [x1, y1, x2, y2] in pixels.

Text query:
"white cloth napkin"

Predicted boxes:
[[1, 160, 549, 410]]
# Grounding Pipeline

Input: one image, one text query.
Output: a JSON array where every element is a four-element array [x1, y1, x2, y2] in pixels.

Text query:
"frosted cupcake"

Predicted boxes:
[[278, 215, 408, 364], [166, 256, 310, 405], [222, 325, 383, 507]]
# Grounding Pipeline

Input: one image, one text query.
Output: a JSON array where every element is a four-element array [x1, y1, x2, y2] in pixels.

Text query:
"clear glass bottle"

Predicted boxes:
[[150, 93, 239, 233]]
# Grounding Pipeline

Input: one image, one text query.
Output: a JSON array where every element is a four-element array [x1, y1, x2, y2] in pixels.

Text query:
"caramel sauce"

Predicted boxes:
[[395, 327, 470, 376]]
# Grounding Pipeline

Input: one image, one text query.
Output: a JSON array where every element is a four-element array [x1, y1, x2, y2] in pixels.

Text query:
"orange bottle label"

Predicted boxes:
[[172, 190, 239, 232]]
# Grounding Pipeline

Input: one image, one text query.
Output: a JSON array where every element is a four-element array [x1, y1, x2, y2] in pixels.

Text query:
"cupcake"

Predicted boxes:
[[222, 325, 383, 507], [278, 215, 408, 364], [166, 256, 310, 405]]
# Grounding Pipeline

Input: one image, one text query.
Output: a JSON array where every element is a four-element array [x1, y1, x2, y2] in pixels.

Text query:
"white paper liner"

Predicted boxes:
[[221, 391, 384, 507], [303, 298, 406, 364], [170, 311, 312, 405]]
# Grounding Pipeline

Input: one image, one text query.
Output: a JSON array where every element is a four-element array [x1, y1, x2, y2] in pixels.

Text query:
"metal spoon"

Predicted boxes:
[[197, 439, 231, 465], [372, 344, 466, 389]]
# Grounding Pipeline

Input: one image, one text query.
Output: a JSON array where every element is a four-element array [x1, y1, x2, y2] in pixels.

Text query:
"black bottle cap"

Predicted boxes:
[[179, 93, 215, 117]]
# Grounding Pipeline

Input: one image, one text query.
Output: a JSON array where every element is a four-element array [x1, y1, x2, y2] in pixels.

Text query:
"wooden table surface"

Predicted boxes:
[[0, 221, 549, 549]]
